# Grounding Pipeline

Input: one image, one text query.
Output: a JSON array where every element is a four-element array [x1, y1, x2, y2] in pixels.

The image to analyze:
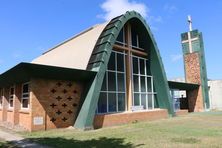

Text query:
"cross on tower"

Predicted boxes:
[[181, 15, 198, 53], [188, 15, 192, 32]]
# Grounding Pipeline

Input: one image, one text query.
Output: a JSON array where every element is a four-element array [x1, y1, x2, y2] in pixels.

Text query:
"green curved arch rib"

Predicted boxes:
[[74, 11, 174, 130]]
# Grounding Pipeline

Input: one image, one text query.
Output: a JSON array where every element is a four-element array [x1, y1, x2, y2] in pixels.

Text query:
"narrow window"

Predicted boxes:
[[115, 28, 126, 46], [132, 55, 155, 110], [21, 83, 29, 109], [131, 27, 145, 50], [97, 50, 126, 114], [9, 87, 14, 108], [131, 27, 140, 48]]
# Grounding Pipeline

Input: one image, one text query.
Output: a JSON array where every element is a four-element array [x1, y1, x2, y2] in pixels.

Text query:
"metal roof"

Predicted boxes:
[[0, 63, 96, 88], [168, 81, 199, 90], [32, 22, 108, 70]]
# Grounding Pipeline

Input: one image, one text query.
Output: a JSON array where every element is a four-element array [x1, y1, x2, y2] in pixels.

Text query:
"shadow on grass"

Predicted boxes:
[[171, 137, 201, 144], [0, 141, 17, 148], [24, 137, 143, 148]]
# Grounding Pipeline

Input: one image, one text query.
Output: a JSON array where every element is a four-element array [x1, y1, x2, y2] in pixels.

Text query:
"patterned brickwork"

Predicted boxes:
[[184, 53, 201, 84], [31, 78, 83, 131], [184, 53, 204, 111]]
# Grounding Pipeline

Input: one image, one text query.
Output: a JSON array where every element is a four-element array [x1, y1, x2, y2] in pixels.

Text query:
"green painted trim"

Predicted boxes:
[[0, 62, 96, 88], [74, 11, 174, 130], [198, 33, 210, 109]]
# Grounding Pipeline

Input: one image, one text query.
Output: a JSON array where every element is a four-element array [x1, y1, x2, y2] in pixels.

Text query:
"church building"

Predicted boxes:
[[0, 11, 209, 131]]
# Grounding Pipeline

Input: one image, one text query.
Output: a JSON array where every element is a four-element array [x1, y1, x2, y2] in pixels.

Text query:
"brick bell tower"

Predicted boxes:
[[181, 15, 210, 112]]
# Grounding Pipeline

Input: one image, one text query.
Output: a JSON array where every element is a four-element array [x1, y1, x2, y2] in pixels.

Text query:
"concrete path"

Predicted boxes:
[[0, 128, 49, 148]]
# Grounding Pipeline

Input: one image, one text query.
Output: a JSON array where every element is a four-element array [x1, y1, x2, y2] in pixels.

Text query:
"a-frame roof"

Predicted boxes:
[[32, 22, 108, 70]]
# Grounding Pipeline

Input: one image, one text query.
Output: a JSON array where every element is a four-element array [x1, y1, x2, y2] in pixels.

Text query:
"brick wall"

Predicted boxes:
[[3, 88, 9, 123], [14, 85, 21, 125], [0, 85, 32, 130], [0, 110, 2, 121], [5, 87, 14, 125], [0, 79, 84, 131], [184, 52, 204, 111], [94, 109, 168, 129], [6, 111, 14, 124], [30, 78, 83, 131], [175, 109, 188, 116], [1, 78, 171, 131], [19, 112, 31, 131]]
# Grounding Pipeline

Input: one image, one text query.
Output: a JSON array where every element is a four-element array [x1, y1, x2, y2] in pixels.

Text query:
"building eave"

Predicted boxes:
[[168, 81, 199, 90], [0, 63, 96, 88]]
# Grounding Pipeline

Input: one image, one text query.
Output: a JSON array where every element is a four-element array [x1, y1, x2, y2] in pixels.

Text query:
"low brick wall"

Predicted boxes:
[[175, 109, 188, 116], [0, 110, 2, 121], [6, 111, 14, 123], [19, 112, 31, 131], [94, 109, 168, 129]]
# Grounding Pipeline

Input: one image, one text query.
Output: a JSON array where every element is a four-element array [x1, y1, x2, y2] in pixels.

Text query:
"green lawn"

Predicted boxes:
[[22, 112, 222, 148]]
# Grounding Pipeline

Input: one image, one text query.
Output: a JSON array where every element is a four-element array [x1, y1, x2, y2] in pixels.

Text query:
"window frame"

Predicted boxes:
[[97, 50, 127, 114], [130, 27, 145, 51], [115, 28, 126, 46], [131, 54, 155, 110], [97, 22, 158, 114], [21, 82, 30, 109], [9, 86, 15, 109]]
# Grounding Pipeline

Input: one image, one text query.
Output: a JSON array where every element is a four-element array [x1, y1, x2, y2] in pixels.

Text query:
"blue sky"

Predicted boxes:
[[0, 0, 221, 80]]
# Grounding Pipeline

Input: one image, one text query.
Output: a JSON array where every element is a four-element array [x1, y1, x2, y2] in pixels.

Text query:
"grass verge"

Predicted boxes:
[[21, 112, 222, 148]]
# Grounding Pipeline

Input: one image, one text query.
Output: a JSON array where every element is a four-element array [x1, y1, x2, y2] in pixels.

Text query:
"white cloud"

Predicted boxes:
[[164, 4, 178, 14], [170, 54, 182, 62], [148, 15, 163, 23], [99, 0, 148, 21]]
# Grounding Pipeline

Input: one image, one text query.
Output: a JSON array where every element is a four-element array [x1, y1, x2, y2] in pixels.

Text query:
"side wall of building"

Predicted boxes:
[[0, 85, 31, 131], [208, 80, 222, 110], [0, 78, 84, 131]]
